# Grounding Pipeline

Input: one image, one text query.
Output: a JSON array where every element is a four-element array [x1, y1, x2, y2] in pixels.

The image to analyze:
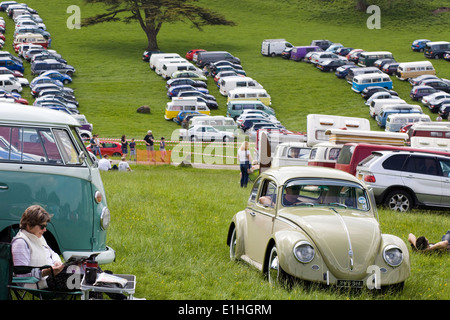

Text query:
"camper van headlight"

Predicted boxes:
[[100, 207, 111, 230]]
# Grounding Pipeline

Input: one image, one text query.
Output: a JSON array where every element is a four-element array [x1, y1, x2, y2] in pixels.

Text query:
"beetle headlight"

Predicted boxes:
[[100, 207, 111, 230], [293, 241, 315, 263], [383, 245, 403, 267]]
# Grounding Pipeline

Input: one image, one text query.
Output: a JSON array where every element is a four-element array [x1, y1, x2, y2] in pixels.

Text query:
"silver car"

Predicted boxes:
[[356, 150, 450, 211]]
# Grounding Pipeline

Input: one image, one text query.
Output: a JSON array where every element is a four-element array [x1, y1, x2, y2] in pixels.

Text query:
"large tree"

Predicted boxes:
[[82, 0, 236, 51]]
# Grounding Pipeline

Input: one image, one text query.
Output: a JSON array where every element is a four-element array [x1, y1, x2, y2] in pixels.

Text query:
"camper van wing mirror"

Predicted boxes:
[[78, 151, 86, 164]]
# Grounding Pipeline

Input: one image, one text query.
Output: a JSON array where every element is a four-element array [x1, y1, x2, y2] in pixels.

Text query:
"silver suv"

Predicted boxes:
[[356, 150, 450, 211]]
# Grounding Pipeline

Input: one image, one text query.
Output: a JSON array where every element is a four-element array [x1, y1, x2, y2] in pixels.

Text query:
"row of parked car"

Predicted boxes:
[[0, 1, 93, 141], [144, 48, 289, 142]]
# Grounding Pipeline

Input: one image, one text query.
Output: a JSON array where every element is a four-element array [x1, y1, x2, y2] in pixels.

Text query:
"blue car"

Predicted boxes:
[[411, 39, 430, 52], [167, 85, 209, 99], [30, 76, 63, 89], [40, 70, 72, 85], [335, 65, 358, 79]]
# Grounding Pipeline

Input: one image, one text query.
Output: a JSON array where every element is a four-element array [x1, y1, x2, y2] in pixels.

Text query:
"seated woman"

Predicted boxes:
[[11, 205, 67, 290]]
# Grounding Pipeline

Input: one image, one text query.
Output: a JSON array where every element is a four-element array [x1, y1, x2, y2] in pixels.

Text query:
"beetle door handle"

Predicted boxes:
[[249, 211, 256, 217]]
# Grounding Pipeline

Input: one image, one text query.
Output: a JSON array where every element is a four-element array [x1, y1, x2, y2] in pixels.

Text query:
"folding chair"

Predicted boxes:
[[0, 238, 83, 300]]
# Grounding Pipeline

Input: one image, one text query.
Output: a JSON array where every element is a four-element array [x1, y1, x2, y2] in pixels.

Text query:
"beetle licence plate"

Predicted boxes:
[[337, 280, 364, 288]]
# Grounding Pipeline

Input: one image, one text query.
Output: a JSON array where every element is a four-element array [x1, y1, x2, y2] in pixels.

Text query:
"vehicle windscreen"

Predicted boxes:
[[282, 179, 370, 211], [0, 125, 86, 166]]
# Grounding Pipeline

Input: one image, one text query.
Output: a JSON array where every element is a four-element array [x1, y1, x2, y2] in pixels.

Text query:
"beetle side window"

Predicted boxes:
[[258, 180, 277, 208], [249, 178, 262, 202]]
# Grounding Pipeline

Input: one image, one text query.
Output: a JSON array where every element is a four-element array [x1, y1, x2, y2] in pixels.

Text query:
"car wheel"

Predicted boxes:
[[223, 136, 231, 142], [267, 245, 291, 287], [190, 135, 196, 142], [63, 79, 70, 84], [229, 228, 237, 261], [384, 189, 413, 212]]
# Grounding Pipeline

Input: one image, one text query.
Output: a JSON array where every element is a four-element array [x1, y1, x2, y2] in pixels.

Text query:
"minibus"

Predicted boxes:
[[13, 33, 48, 50], [369, 98, 407, 118], [227, 88, 271, 106], [0, 104, 115, 264], [357, 51, 393, 67], [226, 100, 275, 120], [385, 113, 431, 132], [164, 97, 210, 120], [351, 73, 393, 93], [376, 105, 423, 128], [308, 142, 342, 168], [219, 76, 263, 96], [396, 61, 435, 80], [345, 66, 382, 84], [271, 142, 311, 167], [161, 62, 200, 80], [154, 58, 187, 75], [188, 115, 237, 132]]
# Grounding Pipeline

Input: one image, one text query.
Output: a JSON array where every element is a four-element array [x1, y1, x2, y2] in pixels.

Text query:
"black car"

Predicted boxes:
[[361, 86, 398, 99], [373, 58, 396, 70], [429, 98, 450, 113], [310, 40, 333, 50], [439, 104, 450, 119], [316, 59, 351, 72], [31, 52, 67, 64], [408, 74, 439, 86], [420, 79, 450, 93], [166, 78, 207, 89], [335, 47, 353, 57], [335, 65, 358, 78], [381, 63, 399, 75]]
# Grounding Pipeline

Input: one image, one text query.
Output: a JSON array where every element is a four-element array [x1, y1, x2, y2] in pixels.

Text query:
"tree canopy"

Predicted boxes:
[[82, 0, 236, 51]]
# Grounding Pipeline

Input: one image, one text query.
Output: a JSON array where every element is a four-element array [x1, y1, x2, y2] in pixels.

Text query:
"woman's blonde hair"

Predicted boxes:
[[239, 141, 249, 151]]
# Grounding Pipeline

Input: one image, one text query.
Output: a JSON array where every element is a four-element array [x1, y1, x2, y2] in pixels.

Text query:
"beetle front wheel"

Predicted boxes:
[[267, 245, 291, 287]]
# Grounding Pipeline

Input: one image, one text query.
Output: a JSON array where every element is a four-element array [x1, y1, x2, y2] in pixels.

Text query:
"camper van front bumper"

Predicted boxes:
[[62, 246, 116, 265]]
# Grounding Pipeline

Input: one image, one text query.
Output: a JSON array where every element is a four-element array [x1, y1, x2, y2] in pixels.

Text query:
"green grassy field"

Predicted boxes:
[[9, 0, 450, 301]]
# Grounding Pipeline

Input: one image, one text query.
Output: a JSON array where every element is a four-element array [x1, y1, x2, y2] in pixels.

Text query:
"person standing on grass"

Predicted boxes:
[[237, 141, 252, 188], [144, 130, 155, 162], [159, 137, 166, 162], [129, 138, 136, 161], [121, 135, 128, 157]]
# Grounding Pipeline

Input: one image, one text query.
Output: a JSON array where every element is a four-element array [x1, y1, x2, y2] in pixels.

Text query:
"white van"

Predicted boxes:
[[219, 76, 263, 96], [149, 53, 181, 70], [261, 39, 293, 57], [369, 98, 407, 118], [188, 115, 237, 134], [155, 58, 187, 75], [0, 75, 22, 93], [396, 61, 435, 80], [164, 97, 210, 120], [13, 33, 48, 50], [161, 62, 201, 80], [227, 88, 271, 106], [271, 142, 311, 167], [385, 113, 431, 132]]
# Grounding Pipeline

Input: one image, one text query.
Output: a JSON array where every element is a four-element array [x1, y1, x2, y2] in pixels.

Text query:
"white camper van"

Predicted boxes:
[[149, 53, 181, 70], [219, 76, 263, 96]]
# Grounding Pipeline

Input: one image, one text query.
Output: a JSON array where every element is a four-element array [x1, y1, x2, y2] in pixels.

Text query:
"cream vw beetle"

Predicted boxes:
[[227, 166, 410, 289], [0, 104, 115, 264]]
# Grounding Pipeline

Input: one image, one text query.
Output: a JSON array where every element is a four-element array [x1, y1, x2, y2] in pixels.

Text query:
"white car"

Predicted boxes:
[[184, 125, 235, 142], [310, 52, 344, 65]]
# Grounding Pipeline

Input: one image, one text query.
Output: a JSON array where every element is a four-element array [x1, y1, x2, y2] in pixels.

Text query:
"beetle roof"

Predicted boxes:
[[261, 166, 364, 187]]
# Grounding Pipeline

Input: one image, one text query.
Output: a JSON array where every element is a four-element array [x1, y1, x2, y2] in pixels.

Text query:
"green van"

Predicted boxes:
[[226, 100, 275, 120], [0, 104, 115, 264]]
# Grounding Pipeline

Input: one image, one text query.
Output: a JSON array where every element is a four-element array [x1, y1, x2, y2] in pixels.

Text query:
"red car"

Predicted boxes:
[[185, 49, 205, 61], [86, 140, 123, 157]]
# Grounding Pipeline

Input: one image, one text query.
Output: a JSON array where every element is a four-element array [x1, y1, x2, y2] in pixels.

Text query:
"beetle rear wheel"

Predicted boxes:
[[229, 228, 237, 261]]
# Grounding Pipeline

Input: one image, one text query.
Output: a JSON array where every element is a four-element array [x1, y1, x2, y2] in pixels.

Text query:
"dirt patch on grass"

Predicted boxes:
[[432, 7, 450, 15]]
